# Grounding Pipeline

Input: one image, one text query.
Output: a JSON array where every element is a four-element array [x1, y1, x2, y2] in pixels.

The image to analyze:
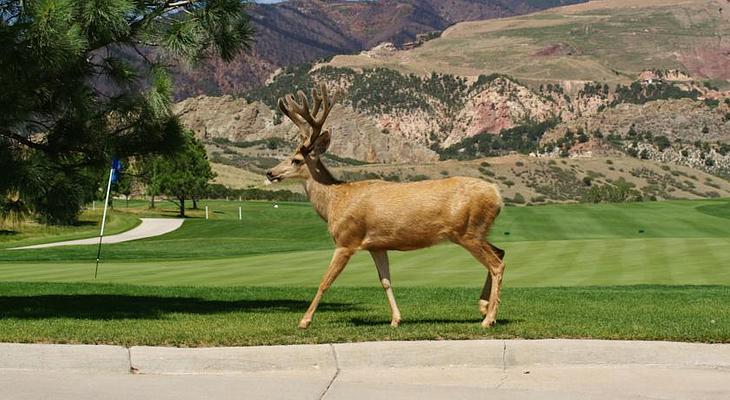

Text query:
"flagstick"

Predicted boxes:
[[95, 168, 114, 279]]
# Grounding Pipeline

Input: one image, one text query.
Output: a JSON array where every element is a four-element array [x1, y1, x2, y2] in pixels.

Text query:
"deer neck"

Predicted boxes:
[[304, 157, 341, 222]]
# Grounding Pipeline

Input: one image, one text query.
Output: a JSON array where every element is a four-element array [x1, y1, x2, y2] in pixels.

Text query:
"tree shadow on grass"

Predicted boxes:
[[349, 317, 518, 326], [0, 295, 358, 320]]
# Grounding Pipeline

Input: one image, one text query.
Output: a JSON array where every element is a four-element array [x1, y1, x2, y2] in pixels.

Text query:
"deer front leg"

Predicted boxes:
[[370, 250, 402, 327], [299, 247, 354, 329]]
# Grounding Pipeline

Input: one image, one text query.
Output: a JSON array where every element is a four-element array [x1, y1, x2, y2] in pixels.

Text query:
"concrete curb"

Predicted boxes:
[[130, 344, 336, 374], [2, 340, 728, 375], [0, 343, 130, 373]]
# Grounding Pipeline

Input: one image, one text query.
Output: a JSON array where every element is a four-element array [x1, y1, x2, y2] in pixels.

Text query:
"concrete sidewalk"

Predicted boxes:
[[10, 218, 184, 250], [1, 340, 728, 399]]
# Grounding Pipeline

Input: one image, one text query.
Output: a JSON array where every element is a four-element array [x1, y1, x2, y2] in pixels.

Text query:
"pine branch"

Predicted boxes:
[[0, 129, 51, 153]]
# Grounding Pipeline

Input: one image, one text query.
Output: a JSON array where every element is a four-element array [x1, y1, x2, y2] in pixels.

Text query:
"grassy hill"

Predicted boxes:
[[327, 0, 730, 84]]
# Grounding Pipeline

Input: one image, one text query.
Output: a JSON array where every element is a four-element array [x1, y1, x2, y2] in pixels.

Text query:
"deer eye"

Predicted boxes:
[[292, 158, 303, 165]]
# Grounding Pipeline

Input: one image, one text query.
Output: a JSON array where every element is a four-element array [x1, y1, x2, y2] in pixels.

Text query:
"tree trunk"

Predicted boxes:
[[150, 195, 155, 209], [179, 198, 185, 218], [192, 198, 198, 209]]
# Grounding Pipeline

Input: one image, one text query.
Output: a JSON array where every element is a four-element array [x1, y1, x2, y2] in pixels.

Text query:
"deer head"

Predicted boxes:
[[266, 83, 333, 183]]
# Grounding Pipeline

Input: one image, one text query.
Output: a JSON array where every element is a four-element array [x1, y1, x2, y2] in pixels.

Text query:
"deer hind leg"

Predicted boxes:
[[479, 243, 505, 316], [461, 240, 505, 327], [299, 247, 354, 329], [370, 250, 402, 327]]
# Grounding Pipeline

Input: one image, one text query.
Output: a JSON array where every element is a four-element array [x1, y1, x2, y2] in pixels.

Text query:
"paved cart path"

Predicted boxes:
[[10, 218, 184, 250], [1, 340, 728, 399]]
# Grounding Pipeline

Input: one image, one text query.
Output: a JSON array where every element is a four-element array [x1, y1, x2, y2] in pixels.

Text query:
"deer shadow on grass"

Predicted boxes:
[[349, 317, 518, 326], [0, 294, 358, 320]]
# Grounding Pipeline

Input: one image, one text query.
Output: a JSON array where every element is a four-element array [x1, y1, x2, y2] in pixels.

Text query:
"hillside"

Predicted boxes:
[[170, 0, 588, 98], [176, 64, 729, 174], [326, 0, 730, 85], [171, 0, 730, 202], [204, 151, 730, 205]]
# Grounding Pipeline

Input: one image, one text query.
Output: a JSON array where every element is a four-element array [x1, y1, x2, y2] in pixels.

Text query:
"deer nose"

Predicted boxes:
[[266, 171, 274, 179]]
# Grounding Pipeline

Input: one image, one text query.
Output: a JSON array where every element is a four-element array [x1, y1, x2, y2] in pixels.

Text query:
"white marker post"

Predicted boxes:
[[92, 201, 95, 211], [94, 168, 114, 279], [239, 206, 242, 221], [205, 206, 209, 220]]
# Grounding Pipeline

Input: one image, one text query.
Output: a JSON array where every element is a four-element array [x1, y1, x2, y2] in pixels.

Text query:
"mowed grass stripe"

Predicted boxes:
[[2, 199, 728, 262], [1, 238, 729, 287]]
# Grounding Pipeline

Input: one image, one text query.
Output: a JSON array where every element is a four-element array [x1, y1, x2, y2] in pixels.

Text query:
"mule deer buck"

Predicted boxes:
[[266, 84, 505, 329]]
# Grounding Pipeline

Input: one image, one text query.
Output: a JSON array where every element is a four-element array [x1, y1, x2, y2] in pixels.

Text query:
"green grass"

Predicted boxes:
[[1, 199, 728, 345], [2, 199, 729, 262], [0, 199, 728, 288], [0, 282, 726, 346], [2, 237, 729, 287]]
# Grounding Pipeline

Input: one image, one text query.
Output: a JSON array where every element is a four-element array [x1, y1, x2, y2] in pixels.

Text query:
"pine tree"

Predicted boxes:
[[0, 0, 252, 224]]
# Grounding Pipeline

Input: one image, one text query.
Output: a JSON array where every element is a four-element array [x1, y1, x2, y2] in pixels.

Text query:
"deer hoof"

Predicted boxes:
[[481, 318, 496, 328], [390, 319, 401, 328], [298, 319, 311, 329]]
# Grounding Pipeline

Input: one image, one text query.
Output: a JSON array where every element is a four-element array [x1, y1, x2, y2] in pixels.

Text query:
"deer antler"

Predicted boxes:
[[278, 83, 333, 150]]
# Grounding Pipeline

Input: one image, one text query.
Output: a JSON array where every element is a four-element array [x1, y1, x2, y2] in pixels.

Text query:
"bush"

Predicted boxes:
[[409, 174, 430, 182], [581, 178, 642, 203]]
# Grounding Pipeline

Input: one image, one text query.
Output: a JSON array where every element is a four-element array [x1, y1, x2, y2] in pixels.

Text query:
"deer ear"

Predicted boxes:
[[311, 130, 331, 156]]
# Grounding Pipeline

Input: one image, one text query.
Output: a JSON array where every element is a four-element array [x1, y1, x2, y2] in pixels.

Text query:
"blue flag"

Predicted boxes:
[[111, 158, 123, 183]]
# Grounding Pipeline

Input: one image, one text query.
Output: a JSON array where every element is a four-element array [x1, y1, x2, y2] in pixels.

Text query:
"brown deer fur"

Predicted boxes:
[[266, 84, 505, 329]]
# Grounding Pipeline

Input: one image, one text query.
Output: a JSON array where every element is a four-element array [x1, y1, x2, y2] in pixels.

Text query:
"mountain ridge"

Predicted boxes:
[[171, 0, 589, 98]]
